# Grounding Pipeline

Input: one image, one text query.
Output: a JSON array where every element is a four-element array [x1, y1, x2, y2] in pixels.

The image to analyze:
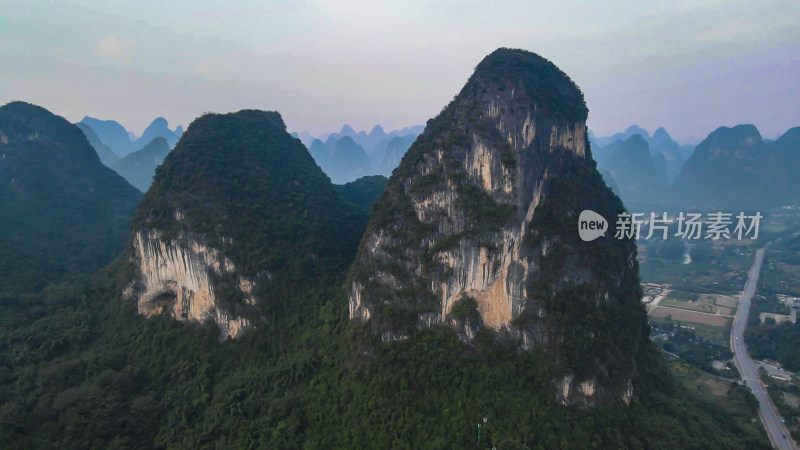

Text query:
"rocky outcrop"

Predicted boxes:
[[125, 225, 257, 338], [125, 228, 260, 339], [346, 48, 646, 406], [348, 83, 590, 340]]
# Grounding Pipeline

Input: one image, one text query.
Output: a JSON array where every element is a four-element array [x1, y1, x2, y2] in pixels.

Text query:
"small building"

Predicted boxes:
[[760, 312, 796, 325], [768, 372, 792, 382], [764, 359, 783, 369]]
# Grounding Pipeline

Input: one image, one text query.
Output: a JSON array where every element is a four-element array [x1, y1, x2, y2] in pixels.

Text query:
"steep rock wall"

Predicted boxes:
[[125, 228, 260, 339], [349, 82, 590, 337]]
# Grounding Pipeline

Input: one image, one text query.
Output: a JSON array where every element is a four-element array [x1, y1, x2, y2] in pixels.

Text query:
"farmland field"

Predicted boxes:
[[659, 293, 737, 316], [669, 290, 701, 301], [712, 294, 739, 308], [651, 306, 731, 327]]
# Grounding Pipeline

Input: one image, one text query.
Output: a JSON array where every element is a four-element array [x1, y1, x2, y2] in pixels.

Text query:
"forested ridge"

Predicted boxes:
[[0, 251, 769, 448]]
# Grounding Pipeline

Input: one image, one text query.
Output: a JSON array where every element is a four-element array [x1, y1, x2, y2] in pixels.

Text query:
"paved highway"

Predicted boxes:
[[731, 245, 797, 450]]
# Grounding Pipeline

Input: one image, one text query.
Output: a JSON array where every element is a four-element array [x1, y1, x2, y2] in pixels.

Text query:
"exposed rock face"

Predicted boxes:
[[346, 48, 646, 406], [126, 229, 259, 338]]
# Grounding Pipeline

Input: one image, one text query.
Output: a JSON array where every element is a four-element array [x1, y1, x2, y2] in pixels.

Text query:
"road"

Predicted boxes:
[[731, 245, 797, 450], [646, 292, 668, 314]]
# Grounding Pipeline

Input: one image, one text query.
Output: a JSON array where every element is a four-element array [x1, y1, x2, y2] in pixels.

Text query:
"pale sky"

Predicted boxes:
[[1, 0, 798, 143]]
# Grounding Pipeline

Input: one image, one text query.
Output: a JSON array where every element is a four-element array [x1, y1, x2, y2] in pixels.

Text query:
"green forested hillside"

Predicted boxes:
[[335, 175, 388, 211], [745, 322, 800, 372], [0, 102, 142, 274], [0, 261, 769, 448], [0, 228, 64, 299]]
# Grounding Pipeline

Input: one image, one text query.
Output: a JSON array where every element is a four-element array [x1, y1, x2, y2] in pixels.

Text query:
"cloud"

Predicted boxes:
[[92, 36, 135, 61]]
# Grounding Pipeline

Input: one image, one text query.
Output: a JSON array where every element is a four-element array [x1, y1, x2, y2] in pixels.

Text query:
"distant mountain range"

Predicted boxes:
[[79, 117, 419, 190], [80, 116, 183, 157], [331, 136, 371, 183], [80, 117, 422, 186], [294, 124, 424, 183], [379, 134, 416, 175], [592, 124, 800, 210], [672, 125, 800, 209], [594, 134, 668, 206], [590, 125, 694, 183], [110, 137, 171, 192], [79, 116, 133, 156], [56, 113, 800, 213], [75, 122, 120, 166], [77, 116, 183, 191], [135, 117, 182, 149]]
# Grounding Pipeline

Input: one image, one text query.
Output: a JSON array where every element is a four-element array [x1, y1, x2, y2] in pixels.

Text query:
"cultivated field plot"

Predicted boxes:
[[712, 294, 739, 308], [668, 290, 701, 301], [651, 306, 731, 327], [659, 293, 737, 315]]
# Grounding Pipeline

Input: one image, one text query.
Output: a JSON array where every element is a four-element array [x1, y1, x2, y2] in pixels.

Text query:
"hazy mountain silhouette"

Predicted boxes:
[[81, 116, 183, 157], [308, 138, 331, 171], [597, 134, 668, 206], [672, 124, 800, 209], [75, 122, 120, 166], [379, 134, 416, 175], [111, 137, 171, 192], [596, 125, 650, 148], [330, 136, 371, 183], [300, 124, 423, 181], [133, 117, 183, 149], [80, 116, 135, 156], [593, 125, 693, 183]]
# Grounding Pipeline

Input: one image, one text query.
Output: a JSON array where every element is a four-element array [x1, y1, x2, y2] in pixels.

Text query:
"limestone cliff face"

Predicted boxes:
[[125, 227, 260, 339], [346, 48, 646, 406]]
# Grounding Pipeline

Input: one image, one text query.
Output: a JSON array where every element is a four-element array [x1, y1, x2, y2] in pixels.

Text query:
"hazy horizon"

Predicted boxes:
[[2, 0, 798, 143]]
